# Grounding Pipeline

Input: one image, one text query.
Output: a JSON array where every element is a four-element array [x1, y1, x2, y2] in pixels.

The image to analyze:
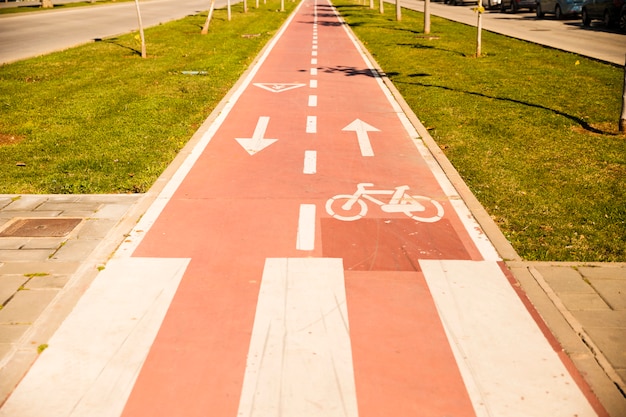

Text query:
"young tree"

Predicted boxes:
[[202, 0, 216, 34], [134, 0, 146, 58]]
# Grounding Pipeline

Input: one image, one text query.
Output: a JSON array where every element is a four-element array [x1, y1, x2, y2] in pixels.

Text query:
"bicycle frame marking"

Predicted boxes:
[[326, 183, 444, 223]]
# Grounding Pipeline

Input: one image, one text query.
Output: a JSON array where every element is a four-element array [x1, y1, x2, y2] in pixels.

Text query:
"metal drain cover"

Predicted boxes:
[[0, 218, 82, 237]]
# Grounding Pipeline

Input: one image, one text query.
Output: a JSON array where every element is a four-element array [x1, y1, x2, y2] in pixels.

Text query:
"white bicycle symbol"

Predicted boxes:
[[325, 183, 444, 222]]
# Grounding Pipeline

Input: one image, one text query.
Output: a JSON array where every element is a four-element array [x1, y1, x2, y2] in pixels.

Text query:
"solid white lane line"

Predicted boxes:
[[308, 95, 317, 107], [310, 79, 318, 88], [296, 204, 316, 250], [303, 150, 317, 174], [237, 258, 358, 417], [306, 115, 317, 133], [0, 258, 190, 417], [419, 260, 599, 417]]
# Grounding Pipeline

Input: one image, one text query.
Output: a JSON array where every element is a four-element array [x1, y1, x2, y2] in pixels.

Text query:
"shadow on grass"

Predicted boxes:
[[96, 38, 143, 57], [396, 78, 614, 135]]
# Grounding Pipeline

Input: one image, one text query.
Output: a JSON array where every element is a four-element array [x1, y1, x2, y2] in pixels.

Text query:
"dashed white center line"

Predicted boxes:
[[310, 79, 317, 88], [308, 95, 317, 107], [296, 204, 317, 250], [303, 150, 317, 174], [306, 116, 317, 133], [310, 68, 318, 76], [312, 44, 318, 50], [311, 58, 318, 65], [312, 50, 318, 56]]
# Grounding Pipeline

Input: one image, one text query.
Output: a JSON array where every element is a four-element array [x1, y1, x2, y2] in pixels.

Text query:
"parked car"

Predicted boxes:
[[536, 0, 585, 18], [501, 0, 537, 12], [620, 3, 626, 31], [445, 0, 501, 8], [581, 0, 625, 28]]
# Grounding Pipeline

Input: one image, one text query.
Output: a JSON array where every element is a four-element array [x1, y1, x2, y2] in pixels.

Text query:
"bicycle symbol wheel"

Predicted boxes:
[[325, 195, 368, 221], [403, 196, 444, 223]]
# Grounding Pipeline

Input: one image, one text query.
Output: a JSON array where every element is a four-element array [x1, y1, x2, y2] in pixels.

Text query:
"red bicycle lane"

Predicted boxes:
[[119, 1, 601, 417]]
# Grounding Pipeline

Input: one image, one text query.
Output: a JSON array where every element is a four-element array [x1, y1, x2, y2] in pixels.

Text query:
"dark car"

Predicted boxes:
[[536, 0, 585, 18], [501, 0, 537, 12], [581, 0, 625, 29]]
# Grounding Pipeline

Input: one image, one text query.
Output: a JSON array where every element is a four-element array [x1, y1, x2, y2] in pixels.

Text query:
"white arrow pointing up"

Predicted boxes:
[[236, 116, 278, 155], [342, 119, 380, 157]]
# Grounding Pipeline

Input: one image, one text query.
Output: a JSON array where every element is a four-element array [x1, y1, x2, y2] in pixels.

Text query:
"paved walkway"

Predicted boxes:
[[0, 0, 624, 416]]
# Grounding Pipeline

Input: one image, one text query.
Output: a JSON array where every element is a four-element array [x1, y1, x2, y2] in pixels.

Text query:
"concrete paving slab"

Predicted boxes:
[[584, 327, 626, 369], [25, 275, 70, 290], [0, 262, 80, 275], [575, 310, 626, 328], [75, 219, 119, 240], [587, 279, 626, 310], [537, 265, 597, 293], [92, 203, 139, 220], [0, 211, 63, 219], [18, 238, 65, 250], [0, 290, 58, 324], [0, 198, 13, 210], [0, 275, 28, 305], [560, 293, 612, 311], [0, 325, 29, 343], [0, 249, 54, 262], [35, 202, 101, 213], [2, 197, 46, 212], [48, 239, 102, 262], [579, 266, 626, 280]]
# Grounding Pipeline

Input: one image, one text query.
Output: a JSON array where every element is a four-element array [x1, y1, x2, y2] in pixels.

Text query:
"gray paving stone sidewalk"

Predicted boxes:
[[509, 261, 626, 416], [0, 194, 142, 405]]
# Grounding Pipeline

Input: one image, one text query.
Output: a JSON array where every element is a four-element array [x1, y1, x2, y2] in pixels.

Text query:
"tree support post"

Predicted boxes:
[[424, 0, 431, 34], [134, 0, 146, 58], [619, 53, 626, 133]]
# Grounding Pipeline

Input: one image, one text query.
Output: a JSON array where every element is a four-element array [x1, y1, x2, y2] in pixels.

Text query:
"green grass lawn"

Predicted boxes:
[[336, 0, 625, 262], [0, 1, 295, 194]]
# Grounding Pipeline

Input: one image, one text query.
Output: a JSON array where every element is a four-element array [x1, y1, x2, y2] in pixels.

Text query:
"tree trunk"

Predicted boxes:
[[134, 0, 146, 58], [424, 0, 430, 34], [201, 0, 216, 34], [619, 54, 626, 133]]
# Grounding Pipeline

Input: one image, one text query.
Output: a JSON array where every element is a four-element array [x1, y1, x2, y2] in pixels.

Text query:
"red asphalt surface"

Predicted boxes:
[[99, 1, 602, 416]]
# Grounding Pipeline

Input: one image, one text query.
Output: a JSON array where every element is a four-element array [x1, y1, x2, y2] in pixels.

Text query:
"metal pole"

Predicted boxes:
[[134, 0, 146, 58], [424, 0, 430, 34], [476, 11, 482, 57], [619, 53, 626, 133], [396, 0, 401, 21]]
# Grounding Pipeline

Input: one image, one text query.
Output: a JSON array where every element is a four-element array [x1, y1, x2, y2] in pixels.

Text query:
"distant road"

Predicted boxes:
[[393, 0, 625, 65], [0, 0, 624, 65], [0, 0, 231, 64]]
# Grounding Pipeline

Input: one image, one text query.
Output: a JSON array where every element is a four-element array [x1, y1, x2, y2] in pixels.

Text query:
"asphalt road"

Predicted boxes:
[[0, 0, 623, 64], [396, 0, 625, 65], [0, 0, 231, 64]]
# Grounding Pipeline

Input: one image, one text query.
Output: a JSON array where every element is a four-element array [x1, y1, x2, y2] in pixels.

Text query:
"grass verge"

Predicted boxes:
[[336, 0, 625, 262], [0, 0, 295, 194]]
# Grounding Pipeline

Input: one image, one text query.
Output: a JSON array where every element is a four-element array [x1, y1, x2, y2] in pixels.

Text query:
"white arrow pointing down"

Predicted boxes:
[[236, 116, 278, 155], [342, 119, 380, 157]]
